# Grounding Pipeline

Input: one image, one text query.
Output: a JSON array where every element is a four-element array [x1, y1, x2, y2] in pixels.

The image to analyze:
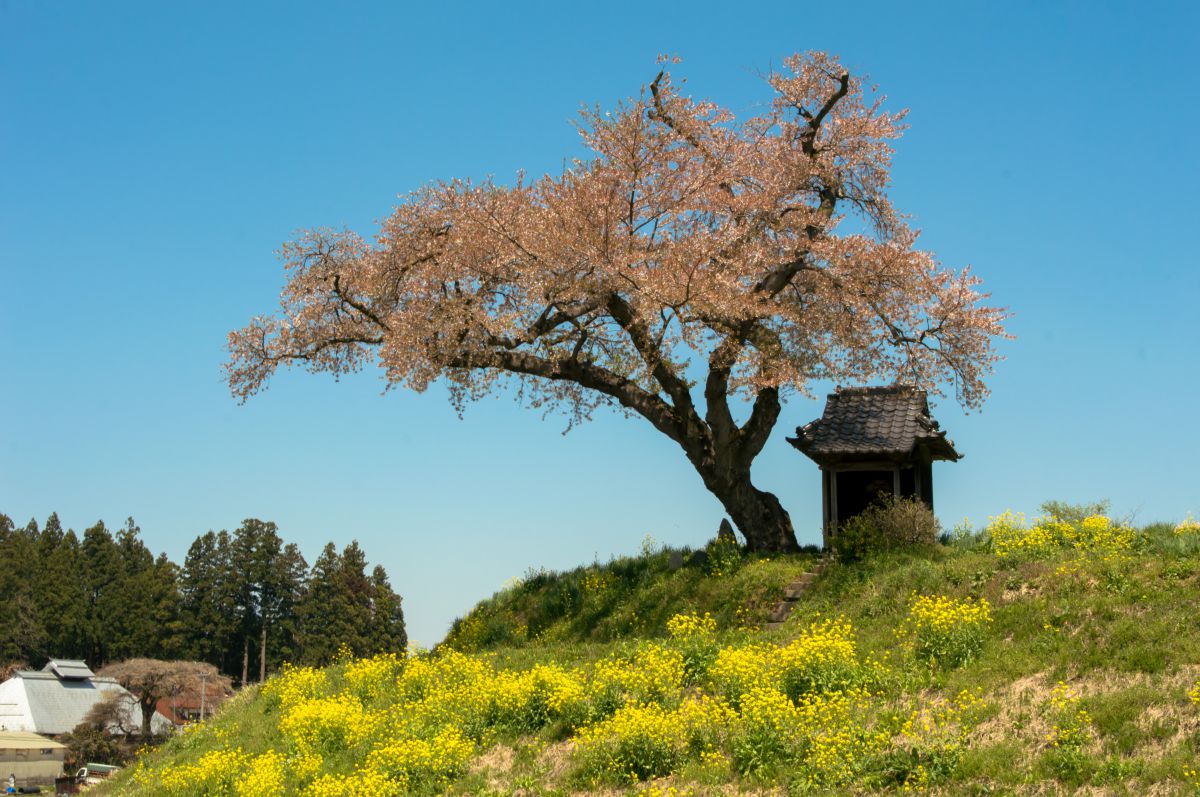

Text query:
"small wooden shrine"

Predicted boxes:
[[787, 386, 961, 547]]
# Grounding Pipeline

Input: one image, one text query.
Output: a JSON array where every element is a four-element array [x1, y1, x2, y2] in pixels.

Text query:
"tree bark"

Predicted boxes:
[[676, 376, 801, 553], [259, 624, 267, 683], [241, 637, 249, 686], [696, 466, 800, 554], [140, 697, 155, 738], [721, 480, 799, 554]]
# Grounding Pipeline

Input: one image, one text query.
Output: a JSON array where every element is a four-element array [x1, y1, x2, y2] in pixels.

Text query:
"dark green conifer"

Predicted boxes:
[[35, 516, 88, 659], [0, 515, 43, 662], [179, 530, 240, 673], [368, 564, 408, 655], [80, 520, 122, 666]]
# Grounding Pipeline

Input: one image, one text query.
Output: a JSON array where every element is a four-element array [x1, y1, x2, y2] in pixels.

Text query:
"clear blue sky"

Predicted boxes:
[[2, 1, 1197, 647]]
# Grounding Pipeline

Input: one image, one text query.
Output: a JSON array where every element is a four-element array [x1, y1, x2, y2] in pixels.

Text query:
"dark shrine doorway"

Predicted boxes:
[[835, 469, 895, 525]]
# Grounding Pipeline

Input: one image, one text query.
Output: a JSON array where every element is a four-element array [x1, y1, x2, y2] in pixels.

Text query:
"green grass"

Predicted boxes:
[[94, 521, 1200, 796], [442, 542, 823, 652]]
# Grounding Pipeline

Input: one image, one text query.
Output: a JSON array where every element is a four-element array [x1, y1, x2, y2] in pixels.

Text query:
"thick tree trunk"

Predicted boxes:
[[707, 471, 800, 553], [677, 378, 800, 554], [140, 698, 155, 738], [241, 637, 249, 686], [685, 443, 797, 552]]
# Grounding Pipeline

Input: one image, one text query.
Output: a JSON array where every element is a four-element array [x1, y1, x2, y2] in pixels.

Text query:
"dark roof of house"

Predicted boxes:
[[787, 386, 961, 464]]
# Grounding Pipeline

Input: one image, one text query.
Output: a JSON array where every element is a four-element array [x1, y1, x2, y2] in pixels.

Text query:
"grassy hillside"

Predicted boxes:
[[96, 513, 1200, 796], [441, 537, 823, 652]]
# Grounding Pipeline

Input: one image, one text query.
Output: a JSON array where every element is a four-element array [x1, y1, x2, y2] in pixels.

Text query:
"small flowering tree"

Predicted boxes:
[[226, 52, 1008, 553], [100, 659, 231, 736]]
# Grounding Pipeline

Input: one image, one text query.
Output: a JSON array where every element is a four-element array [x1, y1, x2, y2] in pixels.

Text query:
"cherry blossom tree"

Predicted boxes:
[[99, 659, 230, 735], [227, 52, 1008, 553]]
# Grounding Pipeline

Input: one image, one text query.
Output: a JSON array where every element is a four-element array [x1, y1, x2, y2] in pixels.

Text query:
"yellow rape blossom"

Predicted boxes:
[[139, 612, 988, 794], [591, 644, 686, 710], [342, 652, 405, 704], [145, 748, 249, 796], [262, 664, 328, 710], [1047, 682, 1092, 751], [303, 769, 402, 797], [900, 594, 992, 668], [1176, 513, 1200, 535], [575, 702, 682, 782], [234, 750, 285, 797], [636, 785, 695, 797], [988, 511, 1134, 562], [278, 696, 372, 756], [582, 570, 613, 593], [365, 726, 474, 792], [711, 617, 872, 705], [666, 611, 716, 639]]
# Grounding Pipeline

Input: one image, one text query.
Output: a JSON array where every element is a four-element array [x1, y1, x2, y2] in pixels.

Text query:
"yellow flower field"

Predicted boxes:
[[121, 605, 994, 796], [103, 511, 1200, 796]]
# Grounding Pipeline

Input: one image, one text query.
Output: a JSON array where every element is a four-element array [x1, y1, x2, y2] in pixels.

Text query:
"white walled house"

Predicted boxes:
[[0, 659, 171, 736]]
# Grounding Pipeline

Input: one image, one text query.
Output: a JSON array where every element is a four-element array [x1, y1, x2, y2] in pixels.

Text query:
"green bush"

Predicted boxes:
[[832, 513, 877, 563], [834, 495, 941, 562], [1140, 521, 1200, 556], [1039, 498, 1111, 525], [61, 726, 130, 770], [704, 523, 743, 577]]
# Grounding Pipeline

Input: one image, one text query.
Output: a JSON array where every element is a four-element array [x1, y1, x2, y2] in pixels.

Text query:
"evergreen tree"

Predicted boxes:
[[4, 510, 403, 678], [124, 552, 184, 659], [39, 513, 63, 545], [179, 530, 240, 673], [80, 520, 121, 667], [230, 518, 307, 683], [0, 518, 46, 663], [368, 564, 408, 655], [231, 519, 270, 683], [109, 518, 163, 660], [261, 541, 307, 678], [296, 543, 340, 666], [34, 515, 88, 660], [296, 543, 360, 666], [297, 541, 404, 665], [336, 541, 376, 660]]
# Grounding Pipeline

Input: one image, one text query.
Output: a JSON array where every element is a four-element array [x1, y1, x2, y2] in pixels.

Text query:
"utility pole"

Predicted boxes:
[[197, 670, 210, 721]]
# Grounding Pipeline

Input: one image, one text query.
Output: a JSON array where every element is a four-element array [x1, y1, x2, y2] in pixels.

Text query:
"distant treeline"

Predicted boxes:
[[0, 513, 406, 684]]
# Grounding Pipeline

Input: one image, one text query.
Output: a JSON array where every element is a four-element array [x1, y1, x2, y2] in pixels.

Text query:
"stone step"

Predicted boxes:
[[767, 604, 792, 623], [760, 561, 834, 631]]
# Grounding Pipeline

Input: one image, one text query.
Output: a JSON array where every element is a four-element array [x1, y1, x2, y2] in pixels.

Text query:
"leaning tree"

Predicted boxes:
[[227, 52, 1007, 553]]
